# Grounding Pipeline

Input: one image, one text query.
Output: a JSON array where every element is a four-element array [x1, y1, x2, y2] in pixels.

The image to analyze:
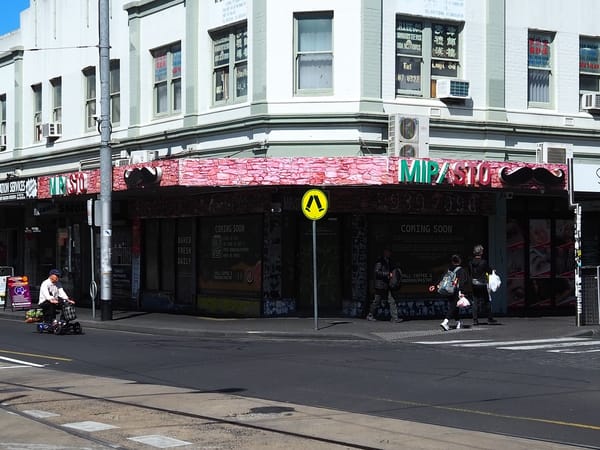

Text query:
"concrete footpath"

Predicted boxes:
[[1, 305, 600, 341]]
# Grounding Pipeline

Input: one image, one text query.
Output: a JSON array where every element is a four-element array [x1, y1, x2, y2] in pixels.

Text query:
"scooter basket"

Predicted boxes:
[[62, 304, 77, 321]]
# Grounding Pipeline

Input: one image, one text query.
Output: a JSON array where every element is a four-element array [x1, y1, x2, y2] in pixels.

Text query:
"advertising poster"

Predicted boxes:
[[507, 219, 526, 309], [0, 276, 6, 307], [199, 215, 262, 297], [528, 219, 552, 308], [7, 276, 32, 310], [554, 219, 575, 307]]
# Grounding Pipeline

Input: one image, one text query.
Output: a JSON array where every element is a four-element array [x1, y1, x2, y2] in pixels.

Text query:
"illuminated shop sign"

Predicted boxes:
[[399, 159, 491, 187], [49, 172, 88, 196]]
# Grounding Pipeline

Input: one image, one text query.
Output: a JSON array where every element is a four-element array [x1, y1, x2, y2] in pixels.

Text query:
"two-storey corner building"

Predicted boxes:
[[0, 0, 598, 320]]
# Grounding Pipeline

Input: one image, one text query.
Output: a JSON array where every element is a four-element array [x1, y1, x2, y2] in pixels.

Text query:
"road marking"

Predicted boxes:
[[416, 339, 490, 345], [452, 337, 585, 348], [0, 349, 72, 362], [0, 356, 45, 368], [497, 340, 600, 350]]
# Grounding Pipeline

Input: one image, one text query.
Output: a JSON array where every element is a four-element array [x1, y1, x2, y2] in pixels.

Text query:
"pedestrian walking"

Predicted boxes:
[[469, 245, 497, 325], [431, 254, 471, 331], [367, 248, 403, 323]]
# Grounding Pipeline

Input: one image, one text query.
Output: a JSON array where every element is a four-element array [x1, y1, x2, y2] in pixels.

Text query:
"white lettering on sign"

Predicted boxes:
[[399, 159, 492, 187]]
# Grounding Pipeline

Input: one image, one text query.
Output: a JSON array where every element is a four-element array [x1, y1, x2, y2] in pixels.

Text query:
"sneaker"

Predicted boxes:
[[472, 319, 480, 326], [456, 321, 462, 330], [366, 314, 376, 321], [488, 318, 498, 324], [440, 319, 449, 331], [391, 318, 404, 323]]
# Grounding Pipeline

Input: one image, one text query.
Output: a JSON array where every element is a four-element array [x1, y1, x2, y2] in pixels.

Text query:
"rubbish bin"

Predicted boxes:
[[581, 266, 600, 325]]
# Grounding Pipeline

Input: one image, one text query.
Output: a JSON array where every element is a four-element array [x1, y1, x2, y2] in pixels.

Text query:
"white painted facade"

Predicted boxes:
[[1, 0, 599, 171]]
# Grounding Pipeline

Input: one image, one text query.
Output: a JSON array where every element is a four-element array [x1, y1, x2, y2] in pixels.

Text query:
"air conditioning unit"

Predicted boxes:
[[388, 115, 429, 158], [129, 150, 158, 164], [41, 122, 62, 139], [536, 142, 573, 164], [581, 92, 600, 111], [113, 158, 129, 167], [0, 134, 6, 150], [435, 79, 470, 100]]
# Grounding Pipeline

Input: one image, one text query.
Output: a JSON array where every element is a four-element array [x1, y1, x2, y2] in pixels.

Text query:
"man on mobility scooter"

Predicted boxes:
[[37, 269, 82, 334]]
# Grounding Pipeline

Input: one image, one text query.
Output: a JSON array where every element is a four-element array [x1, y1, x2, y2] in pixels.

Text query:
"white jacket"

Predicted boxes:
[[38, 278, 68, 305]]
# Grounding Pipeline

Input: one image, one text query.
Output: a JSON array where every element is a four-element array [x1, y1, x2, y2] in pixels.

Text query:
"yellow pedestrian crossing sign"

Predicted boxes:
[[302, 189, 328, 220]]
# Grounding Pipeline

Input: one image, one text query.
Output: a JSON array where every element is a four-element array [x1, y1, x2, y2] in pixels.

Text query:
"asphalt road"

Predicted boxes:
[[1, 319, 599, 449]]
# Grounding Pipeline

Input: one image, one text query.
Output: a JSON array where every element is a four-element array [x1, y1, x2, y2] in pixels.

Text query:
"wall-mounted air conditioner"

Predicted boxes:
[[581, 92, 600, 111], [536, 142, 573, 164], [435, 79, 470, 100], [388, 115, 429, 158], [0, 134, 6, 150], [129, 150, 158, 164], [42, 122, 62, 139], [113, 158, 129, 167]]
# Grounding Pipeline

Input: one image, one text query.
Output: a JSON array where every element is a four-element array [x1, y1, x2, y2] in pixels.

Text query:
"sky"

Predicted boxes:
[[0, 0, 30, 36]]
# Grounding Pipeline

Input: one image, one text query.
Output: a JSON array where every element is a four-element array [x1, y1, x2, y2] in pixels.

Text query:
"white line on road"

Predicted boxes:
[[0, 356, 45, 368], [415, 339, 491, 345], [454, 337, 585, 348], [497, 340, 600, 350]]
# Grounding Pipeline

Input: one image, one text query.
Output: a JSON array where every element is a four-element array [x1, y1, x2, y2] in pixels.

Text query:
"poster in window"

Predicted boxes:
[[396, 20, 422, 56], [580, 40, 600, 73], [506, 219, 526, 309], [529, 219, 551, 278], [528, 36, 551, 68], [199, 216, 262, 297], [396, 56, 421, 92]]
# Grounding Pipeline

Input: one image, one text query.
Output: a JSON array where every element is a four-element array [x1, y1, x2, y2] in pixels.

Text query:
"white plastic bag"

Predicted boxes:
[[488, 270, 501, 293], [456, 294, 471, 308]]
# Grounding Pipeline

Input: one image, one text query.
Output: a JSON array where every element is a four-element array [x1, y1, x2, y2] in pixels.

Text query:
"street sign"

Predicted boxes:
[[301, 189, 328, 221]]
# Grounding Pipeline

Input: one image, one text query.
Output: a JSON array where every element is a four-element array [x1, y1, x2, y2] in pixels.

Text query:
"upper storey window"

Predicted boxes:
[[528, 31, 554, 107], [212, 25, 248, 105], [395, 17, 461, 98], [152, 43, 182, 116], [294, 12, 333, 95]]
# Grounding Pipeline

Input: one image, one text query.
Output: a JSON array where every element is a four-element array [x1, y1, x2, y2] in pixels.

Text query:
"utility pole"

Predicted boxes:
[[99, 0, 112, 320]]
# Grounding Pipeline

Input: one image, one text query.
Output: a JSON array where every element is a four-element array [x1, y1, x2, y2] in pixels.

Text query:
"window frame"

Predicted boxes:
[[151, 42, 182, 117], [395, 16, 463, 98], [32, 83, 42, 142], [110, 59, 121, 125], [83, 66, 96, 132], [50, 77, 62, 123], [211, 25, 248, 106], [579, 36, 600, 108], [527, 30, 554, 108], [294, 11, 334, 96], [0, 94, 6, 140]]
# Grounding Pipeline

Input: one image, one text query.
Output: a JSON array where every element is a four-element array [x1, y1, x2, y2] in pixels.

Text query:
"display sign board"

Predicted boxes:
[[7, 276, 32, 310], [573, 163, 600, 192]]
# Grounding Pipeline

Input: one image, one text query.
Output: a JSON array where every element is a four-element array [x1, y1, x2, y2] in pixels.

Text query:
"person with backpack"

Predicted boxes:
[[469, 244, 497, 325], [366, 248, 403, 323], [430, 254, 471, 331]]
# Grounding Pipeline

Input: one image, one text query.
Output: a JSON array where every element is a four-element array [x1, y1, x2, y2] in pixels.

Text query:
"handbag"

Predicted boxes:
[[488, 270, 502, 293]]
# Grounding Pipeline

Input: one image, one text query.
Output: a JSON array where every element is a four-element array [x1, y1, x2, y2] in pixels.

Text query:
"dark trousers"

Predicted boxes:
[[40, 302, 56, 323], [472, 285, 491, 321], [444, 293, 460, 322]]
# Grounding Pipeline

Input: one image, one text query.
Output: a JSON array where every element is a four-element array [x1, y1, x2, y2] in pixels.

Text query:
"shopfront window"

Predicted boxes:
[[198, 216, 262, 298]]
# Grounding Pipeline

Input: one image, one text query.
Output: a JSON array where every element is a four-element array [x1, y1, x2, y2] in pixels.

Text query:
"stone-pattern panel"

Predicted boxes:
[[36, 157, 568, 199]]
